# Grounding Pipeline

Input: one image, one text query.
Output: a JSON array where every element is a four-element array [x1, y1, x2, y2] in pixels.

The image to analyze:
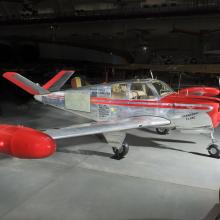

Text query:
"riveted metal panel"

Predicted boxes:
[[65, 91, 90, 112]]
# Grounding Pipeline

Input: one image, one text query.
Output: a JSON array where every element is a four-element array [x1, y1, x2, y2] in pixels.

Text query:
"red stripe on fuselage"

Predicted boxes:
[[91, 98, 210, 111], [92, 97, 157, 103], [47, 95, 64, 100]]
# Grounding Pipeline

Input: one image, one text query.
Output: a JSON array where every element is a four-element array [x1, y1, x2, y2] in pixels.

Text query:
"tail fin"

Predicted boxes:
[[3, 70, 75, 95], [3, 72, 49, 95], [43, 70, 75, 92]]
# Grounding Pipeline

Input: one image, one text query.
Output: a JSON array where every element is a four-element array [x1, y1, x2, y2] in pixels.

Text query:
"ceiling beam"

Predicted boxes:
[[115, 64, 220, 74], [53, 0, 62, 16], [0, 1, 11, 17]]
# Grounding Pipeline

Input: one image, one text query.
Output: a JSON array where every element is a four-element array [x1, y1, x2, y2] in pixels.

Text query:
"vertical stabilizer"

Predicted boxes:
[[43, 70, 75, 91]]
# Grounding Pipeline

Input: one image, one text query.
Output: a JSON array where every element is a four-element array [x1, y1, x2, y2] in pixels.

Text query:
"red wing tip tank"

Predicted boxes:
[[0, 125, 56, 159]]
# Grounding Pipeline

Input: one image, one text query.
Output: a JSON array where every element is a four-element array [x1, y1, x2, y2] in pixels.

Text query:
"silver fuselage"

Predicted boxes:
[[34, 79, 213, 131]]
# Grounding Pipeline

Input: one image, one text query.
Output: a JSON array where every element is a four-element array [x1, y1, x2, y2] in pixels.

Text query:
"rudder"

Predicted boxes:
[[43, 70, 75, 92]]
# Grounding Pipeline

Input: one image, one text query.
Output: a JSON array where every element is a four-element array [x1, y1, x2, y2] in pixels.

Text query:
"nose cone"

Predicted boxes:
[[10, 127, 56, 159]]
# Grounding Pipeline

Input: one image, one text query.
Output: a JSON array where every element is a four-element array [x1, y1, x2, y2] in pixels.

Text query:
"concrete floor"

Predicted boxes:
[[0, 101, 220, 220]]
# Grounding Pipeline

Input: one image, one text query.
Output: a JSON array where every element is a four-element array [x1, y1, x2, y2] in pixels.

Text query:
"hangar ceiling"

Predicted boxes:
[[0, 0, 220, 66]]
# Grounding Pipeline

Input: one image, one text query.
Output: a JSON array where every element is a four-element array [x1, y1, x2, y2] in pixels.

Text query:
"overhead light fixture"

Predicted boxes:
[[142, 46, 148, 51]]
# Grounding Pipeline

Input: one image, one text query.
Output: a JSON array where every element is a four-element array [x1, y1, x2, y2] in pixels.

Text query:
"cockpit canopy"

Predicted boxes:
[[151, 80, 174, 97], [111, 80, 173, 100]]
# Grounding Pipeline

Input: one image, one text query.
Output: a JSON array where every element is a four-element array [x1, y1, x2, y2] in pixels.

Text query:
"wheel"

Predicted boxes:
[[207, 144, 220, 158], [156, 128, 169, 135], [112, 143, 129, 160]]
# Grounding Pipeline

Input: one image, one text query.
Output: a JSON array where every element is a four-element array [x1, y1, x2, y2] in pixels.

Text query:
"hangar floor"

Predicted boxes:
[[0, 101, 220, 220]]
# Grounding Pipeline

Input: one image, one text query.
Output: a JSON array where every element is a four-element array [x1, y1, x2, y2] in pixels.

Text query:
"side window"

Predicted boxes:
[[111, 83, 128, 99], [130, 83, 155, 99]]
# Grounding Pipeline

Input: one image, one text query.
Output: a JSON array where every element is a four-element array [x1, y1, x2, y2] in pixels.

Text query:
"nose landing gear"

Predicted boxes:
[[207, 144, 220, 158], [207, 131, 220, 158]]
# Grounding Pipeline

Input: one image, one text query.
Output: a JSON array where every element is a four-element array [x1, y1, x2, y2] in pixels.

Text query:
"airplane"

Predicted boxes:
[[3, 70, 220, 159]]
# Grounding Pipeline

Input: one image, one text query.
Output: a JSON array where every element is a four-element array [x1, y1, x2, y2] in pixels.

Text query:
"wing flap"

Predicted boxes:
[[44, 116, 170, 140]]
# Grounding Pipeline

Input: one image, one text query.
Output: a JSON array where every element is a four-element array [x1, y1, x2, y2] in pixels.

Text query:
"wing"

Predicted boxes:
[[44, 116, 170, 139]]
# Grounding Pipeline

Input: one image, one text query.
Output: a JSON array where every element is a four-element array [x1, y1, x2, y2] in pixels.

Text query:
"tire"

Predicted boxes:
[[112, 143, 129, 159], [207, 144, 220, 158], [156, 128, 169, 135]]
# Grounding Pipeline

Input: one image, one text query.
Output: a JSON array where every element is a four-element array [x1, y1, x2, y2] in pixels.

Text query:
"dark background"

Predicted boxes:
[[0, 0, 220, 103]]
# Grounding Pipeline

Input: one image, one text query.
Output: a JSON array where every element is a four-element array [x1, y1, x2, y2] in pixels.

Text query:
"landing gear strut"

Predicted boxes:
[[112, 143, 129, 160], [156, 128, 169, 135], [104, 131, 128, 160], [207, 131, 220, 158]]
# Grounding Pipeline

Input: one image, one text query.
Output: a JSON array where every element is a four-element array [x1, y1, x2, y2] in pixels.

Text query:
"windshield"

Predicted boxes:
[[152, 80, 174, 97]]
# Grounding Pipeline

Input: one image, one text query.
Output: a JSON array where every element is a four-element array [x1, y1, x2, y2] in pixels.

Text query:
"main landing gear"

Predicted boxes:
[[104, 131, 129, 160], [112, 143, 129, 160], [207, 131, 220, 158], [156, 128, 169, 135]]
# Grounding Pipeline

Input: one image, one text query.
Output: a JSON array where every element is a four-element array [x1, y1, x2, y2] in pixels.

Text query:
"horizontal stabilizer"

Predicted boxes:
[[3, 72, 49, 95]]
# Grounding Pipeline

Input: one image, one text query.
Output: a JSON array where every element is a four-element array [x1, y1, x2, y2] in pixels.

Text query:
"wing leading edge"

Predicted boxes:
[[44, 116, 170, 140]]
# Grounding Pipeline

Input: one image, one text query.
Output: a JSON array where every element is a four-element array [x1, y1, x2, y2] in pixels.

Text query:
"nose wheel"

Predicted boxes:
[[207, 131, 220, 158], [112, 143, 129, 160], [207, 144, 220, 158]]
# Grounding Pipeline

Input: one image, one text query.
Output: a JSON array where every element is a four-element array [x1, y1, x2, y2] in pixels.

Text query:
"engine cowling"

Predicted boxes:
[[0, 125, 56, 159], [179, 87, 220, 97]]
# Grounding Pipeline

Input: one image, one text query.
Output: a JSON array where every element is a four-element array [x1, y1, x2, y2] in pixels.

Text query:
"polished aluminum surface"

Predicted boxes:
[[45, 116, 170, 139]]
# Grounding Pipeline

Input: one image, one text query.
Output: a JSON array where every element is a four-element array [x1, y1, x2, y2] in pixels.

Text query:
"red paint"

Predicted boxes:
[[92, 100, 210, 110], [179, 87, 220, 97], [91, 96, 212, 110], [92, 97, 157, 103], [0, 125, 56, 159], [43, 70, 75, 90], [3, 72, 39, 95], [92, 92, 220, 128], [162, 93, 220, 128]]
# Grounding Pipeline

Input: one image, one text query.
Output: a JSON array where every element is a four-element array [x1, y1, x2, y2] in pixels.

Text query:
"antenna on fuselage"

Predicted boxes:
[[150, 69, 154, 79], [178, 72, 182, 93]]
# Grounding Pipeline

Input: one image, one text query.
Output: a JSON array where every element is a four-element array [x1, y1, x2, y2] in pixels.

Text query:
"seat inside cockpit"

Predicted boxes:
[[130, 83, 154, 99], [111, 83, 128, 99], [111, 82, 155, 100]]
